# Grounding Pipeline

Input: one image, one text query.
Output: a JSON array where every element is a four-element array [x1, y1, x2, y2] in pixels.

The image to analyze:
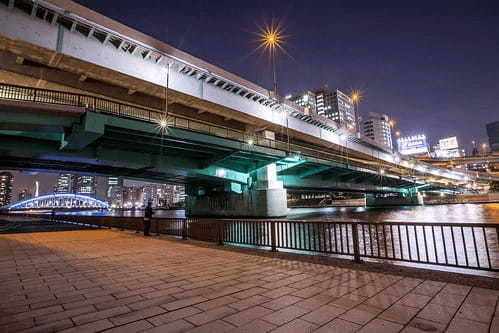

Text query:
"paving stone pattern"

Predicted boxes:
[[0, 230, 498, 333]]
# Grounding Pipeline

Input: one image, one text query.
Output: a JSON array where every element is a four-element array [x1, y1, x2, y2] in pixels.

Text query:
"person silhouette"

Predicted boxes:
[[143, 201, 154, 236]]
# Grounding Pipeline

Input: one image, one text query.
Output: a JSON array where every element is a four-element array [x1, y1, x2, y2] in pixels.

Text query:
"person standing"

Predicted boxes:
[[143, 201, 154, 236]]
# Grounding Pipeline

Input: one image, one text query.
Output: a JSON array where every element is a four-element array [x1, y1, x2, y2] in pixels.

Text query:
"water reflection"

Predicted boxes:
[[58, 204, 499, 224], [286, 204, 499, 224]]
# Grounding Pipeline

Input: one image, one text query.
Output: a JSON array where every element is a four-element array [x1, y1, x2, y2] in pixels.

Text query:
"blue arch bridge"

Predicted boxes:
[[8, 194, 109, 210]]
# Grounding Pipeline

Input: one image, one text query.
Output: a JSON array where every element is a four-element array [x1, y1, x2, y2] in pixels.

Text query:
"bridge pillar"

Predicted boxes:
[[185, 164, 288, 218], [366, 192, 424, 207]]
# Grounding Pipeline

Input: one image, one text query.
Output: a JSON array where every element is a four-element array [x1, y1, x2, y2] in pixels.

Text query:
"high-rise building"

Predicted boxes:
[[313, 87, 356, 132], [18, 188, 32, 202], [0, 172, 14, 207], [432, 136, 463, 158], [486, 121, 499, 153], [362, 112, 393, 150], [288, 87, 356, 132], [123, 186, 142, 208], [33, 180, 39, 197], [55, 173, 74, 194], [162, 184, 185, 207], [73, 176, 96, 196], [107, 177, 123, 208], [172, 185, 185, 205], [286, 91, 316, 115], [397, 135, 429, 156]]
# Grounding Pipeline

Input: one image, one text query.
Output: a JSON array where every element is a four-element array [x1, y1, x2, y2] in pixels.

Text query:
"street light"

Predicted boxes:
[[257, 21, 290, 151], [482, 143, 488, 155], [350, 90, 362, 136]]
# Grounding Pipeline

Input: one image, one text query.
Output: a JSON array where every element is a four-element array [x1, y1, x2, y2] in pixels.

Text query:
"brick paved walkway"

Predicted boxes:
[[0, 230, 498, 333]]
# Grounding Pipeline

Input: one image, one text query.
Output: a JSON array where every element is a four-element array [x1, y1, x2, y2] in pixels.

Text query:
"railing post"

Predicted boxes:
[[217, 220, 224, 246], [182, 219, 188, 240], [271, 221, 277, 252], [33, 89, 37, 102], [351, 222, 362, 263]]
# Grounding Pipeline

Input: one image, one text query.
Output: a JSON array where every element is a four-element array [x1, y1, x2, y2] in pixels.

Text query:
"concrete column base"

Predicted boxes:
[[185, 188, 288, 218], [366, 193, 424, 207]]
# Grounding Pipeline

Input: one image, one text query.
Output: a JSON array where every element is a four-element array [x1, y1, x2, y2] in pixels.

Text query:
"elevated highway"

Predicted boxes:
[[0, 0, 497, 216]]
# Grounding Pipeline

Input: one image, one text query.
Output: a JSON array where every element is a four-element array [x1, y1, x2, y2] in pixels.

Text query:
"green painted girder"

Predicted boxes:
[[0, 107, 79, 129], [279, 174, 405, 193], [0, 131, 250, 185], [214, 151, 281, 173], [276, 159, 308, 174], [61, 112, 105, 150], [297, 165, 334, 179], [302, 155, 376, 175], [196, 166, 249, 185], [0, 130, 64, 142], [202, 150, 238, 168]]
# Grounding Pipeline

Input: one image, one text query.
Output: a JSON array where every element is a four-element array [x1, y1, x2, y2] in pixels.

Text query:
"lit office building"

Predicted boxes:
[[173, 185, 185, 204], [162, 184, 186, 206], [55, 173, 74, 194], [107, 177, 123, 208], [18, 188, 32, 202], [313, 87, 356, 131], [286, 91, 316, 115], [432, 137, 463, 158], [362, 112, 393, 150], [123, 186, 142, 208], [0, 172, 14, 206], [487, 121, 499, 153], [287, 87, 356, 131], [142, 185, 160, 207], [397, 135, 429, 156], [73, 176, 96, 196]]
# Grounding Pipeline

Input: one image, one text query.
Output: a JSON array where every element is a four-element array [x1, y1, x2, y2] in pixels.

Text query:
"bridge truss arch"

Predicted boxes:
[[8, 194, 109, 210]]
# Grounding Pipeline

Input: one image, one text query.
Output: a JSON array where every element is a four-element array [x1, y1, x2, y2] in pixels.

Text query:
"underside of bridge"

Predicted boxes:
[[0, 0, 476, 216], [0, 99, 422, 216]]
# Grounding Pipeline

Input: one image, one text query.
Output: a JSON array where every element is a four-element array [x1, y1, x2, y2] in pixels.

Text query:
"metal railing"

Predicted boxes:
[[48, 215, 499, 272], [0, 83, 391, 173]]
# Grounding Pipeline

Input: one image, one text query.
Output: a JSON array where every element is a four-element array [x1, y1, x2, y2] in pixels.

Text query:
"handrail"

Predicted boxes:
[[43, 214, 499, 273]]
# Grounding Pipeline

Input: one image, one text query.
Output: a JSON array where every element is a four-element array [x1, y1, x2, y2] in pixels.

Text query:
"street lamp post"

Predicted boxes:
[[482, 143, 488, 156], [351, 91, 362, 135], [258, 23, 290, 152]]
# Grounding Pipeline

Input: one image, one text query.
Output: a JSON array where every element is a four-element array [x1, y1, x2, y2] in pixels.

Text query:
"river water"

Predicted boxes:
[[66, 203, 499, 224]]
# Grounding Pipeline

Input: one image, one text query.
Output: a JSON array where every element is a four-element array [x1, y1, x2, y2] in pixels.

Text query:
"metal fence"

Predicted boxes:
[[50, 215, 499, 272]]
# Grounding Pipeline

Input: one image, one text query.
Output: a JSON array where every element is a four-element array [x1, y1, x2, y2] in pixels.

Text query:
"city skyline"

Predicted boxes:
[[73, 0, 499, 150], [5, 171, 186, 205]]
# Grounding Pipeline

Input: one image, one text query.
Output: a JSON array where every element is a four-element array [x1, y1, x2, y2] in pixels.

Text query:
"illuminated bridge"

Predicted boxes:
[[1, 0, 498, 217], [8, 194, 109, 210]]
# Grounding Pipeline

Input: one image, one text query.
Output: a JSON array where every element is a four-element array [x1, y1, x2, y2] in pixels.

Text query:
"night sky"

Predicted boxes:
[[5, 0, 499, 199], [72, 0, 499, 149]]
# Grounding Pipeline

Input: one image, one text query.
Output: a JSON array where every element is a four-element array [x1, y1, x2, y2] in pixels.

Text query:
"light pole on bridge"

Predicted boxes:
[[257, 21, 291, 152]]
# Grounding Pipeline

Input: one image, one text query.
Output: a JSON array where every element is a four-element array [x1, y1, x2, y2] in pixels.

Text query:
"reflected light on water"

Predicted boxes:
[[54, 204, 499, 224]]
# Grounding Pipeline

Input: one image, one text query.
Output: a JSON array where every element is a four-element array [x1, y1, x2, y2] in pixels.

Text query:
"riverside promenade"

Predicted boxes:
[[1, 228, 498, 333]]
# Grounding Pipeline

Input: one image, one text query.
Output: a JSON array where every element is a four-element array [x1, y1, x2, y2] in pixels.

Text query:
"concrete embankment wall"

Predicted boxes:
[[425, 193, 499, 205], [288, 198, 366, 208]]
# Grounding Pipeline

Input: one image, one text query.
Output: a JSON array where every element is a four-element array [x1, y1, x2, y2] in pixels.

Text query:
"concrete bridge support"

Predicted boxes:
[[185, 164, 288, 217], [366, 192, 424, 207]]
